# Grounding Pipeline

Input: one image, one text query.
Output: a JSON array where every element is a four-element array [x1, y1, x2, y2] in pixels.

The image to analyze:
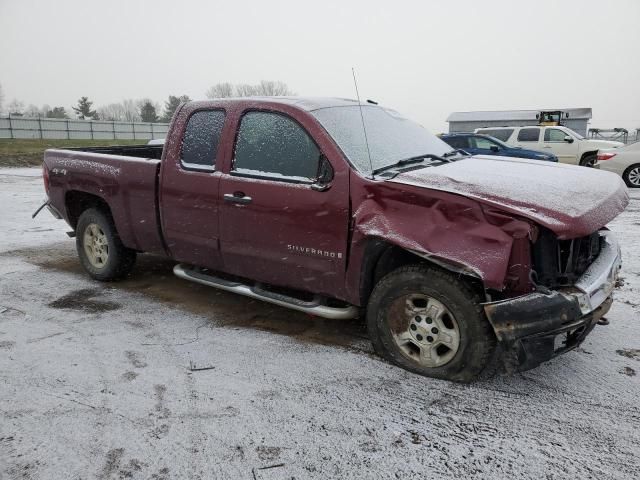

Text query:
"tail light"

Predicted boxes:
[[42, 163, 50, 196], [597, 152, 617, 161]]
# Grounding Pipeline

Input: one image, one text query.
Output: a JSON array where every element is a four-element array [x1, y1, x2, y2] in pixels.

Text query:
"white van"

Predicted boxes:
[[475, 125, 623, 166]]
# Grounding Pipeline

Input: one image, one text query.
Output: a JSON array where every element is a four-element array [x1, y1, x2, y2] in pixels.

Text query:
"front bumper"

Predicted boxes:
[[484, 230, 621, 372]]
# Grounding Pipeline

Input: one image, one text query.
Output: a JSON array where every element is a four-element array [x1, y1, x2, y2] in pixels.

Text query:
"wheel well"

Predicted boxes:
[[359, 239, 484, 306], [580, 151, 597, 164], [65, 191, 112, 230], [623, 163, 640, 182], [623, 163, 640, 175]]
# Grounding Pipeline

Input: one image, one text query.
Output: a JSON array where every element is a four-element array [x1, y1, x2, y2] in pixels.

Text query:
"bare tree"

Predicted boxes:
[[205, 80, 295, 99], [0, 83, 4, 115], [24, 104, 42, 117], [97, 103, 127, 121], [205, 82, 234, 99], [97, 99, 158, 122], [234, 83, 258, 97], [254, 80, 295, 96], [8, 99, 25, 116], [122, 99, 141, 122]]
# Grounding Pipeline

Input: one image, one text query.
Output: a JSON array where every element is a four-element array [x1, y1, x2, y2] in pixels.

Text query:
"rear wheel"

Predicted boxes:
[[76, 208, 136, 281], [366, 264, 495, 382], [580, 154, 597, 167], [623, 164, 640, 188]]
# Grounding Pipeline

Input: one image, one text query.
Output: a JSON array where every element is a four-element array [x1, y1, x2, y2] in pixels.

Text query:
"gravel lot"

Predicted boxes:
[[1, 167, 639, 479]]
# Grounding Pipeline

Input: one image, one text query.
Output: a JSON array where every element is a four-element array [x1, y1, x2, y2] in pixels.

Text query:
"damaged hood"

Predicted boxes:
[[390, 156, 629, 238]]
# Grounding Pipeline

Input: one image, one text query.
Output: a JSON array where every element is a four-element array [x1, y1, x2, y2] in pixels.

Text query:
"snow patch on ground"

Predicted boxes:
[[0, 167, 639, 479]]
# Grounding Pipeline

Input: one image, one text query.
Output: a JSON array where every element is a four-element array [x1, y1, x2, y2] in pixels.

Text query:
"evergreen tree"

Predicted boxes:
[[140, 100, 159, 123], [72, 96, 97, 119], [46, 106, 69, 119], [162, 95, 191, 122]]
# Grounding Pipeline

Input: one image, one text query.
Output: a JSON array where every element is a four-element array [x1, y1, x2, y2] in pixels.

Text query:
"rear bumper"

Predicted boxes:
[[484, 230, 621, 372]]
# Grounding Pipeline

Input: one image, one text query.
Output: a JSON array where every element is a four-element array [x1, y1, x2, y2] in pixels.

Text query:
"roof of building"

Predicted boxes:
[[446, 108, 592, 122]]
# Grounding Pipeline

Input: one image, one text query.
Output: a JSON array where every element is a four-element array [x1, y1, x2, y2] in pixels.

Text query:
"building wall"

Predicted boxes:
[[449, 118, 589, 137]]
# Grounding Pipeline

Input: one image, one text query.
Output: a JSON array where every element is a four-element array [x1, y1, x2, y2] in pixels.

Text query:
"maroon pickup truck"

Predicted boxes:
[[35, 97, 628, 381]]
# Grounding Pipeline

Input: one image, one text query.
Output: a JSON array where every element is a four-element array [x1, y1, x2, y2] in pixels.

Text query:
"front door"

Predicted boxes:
[[542, 127, 579, 164], [218, 110, 350, 297], [470, 136, 501, 156]]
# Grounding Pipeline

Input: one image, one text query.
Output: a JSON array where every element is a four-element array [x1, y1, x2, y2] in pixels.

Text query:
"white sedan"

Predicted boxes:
[[597, 142, 640, 188]]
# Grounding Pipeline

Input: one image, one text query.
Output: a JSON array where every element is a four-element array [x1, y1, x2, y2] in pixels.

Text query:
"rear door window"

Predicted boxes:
[[477, 129, 513, 142], [181, 110, 226, 170], [517, 128, 541, 142], [233, 111, 320, 181]]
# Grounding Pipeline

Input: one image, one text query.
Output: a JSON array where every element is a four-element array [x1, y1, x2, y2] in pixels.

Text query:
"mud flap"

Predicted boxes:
[[32, 200, 50, 219]]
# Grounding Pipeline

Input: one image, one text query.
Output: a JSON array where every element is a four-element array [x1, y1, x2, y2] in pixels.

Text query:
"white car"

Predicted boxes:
[[597, 142, 640, 188], [475, 125, 623, 166]]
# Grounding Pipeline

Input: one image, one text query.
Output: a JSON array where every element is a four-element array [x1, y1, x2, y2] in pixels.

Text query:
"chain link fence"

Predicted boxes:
[[0, 115, 169, 140]]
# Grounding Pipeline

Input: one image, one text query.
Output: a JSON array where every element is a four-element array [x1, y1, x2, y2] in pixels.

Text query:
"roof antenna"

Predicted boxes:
[[352, 67, 374, 178]]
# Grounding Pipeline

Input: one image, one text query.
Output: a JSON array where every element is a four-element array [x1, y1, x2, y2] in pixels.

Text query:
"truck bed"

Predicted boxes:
[[67, 144, 164, 160], [44, 147, 165, 255]]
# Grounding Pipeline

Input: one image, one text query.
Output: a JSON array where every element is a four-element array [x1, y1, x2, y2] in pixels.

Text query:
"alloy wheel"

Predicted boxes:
[[83, 223, 109, 269], [628, 167, 640, 186], [389, 293, 461, 367]]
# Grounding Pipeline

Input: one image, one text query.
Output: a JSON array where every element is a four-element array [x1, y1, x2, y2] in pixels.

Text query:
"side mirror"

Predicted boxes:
[[489, 145, 500, 152], [564, 135, 574, 144], [311, 155, 334, 192]]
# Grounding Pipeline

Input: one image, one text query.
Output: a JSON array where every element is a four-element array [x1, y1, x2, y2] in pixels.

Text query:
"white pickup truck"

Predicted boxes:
[[475, 125, 623, 166]]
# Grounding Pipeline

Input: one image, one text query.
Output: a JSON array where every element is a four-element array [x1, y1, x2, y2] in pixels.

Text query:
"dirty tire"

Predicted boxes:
[[580, 154, 597, 168], [622, 164, 640, 188], [367, 264, 495, 382], [76, 208, 136, 281]]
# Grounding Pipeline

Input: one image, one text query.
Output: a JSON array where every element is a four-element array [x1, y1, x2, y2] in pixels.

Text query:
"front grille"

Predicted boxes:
[[532, 229, 602, 288]]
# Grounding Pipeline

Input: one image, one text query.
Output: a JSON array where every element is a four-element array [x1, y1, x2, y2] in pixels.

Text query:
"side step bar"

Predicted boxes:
[[173, 264, 359, 320]]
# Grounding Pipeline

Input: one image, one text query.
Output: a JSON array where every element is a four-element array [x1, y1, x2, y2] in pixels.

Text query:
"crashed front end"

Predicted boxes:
[[484, 229, 622, 372]]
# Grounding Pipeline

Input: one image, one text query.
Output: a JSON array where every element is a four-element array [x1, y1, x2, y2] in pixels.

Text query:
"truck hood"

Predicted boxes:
[[389, 156, 629, 239]]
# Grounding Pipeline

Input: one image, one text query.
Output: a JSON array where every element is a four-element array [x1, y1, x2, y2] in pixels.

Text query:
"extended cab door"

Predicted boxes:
[[218, 110, 350, 298], [541, 127, 579, 164], [159, 109, 227, 270]]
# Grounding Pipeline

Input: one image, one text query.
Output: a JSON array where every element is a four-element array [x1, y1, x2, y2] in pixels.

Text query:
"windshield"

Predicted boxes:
[[565, 128, 584, 140], [312, 105, 452, 174]]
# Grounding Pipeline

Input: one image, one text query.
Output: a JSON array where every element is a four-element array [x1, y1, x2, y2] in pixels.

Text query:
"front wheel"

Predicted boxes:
[[367, 265, 495, 382], [623, 164, 640, 188], [76, 208, 136, 281]]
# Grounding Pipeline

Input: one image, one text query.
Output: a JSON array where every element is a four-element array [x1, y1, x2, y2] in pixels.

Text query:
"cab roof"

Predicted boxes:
[[186, 96, 364, 112]]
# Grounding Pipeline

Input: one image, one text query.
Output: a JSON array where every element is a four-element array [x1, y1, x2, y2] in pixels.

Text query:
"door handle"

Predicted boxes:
[[224, 192, 252, 205]]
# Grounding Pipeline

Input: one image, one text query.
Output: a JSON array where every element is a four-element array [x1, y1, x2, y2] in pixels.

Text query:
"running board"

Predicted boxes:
[[173, 264, 359, 320]]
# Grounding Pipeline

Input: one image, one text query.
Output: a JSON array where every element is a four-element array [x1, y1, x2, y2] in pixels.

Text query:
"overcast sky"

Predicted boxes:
[[1, 0, 639, 131]]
